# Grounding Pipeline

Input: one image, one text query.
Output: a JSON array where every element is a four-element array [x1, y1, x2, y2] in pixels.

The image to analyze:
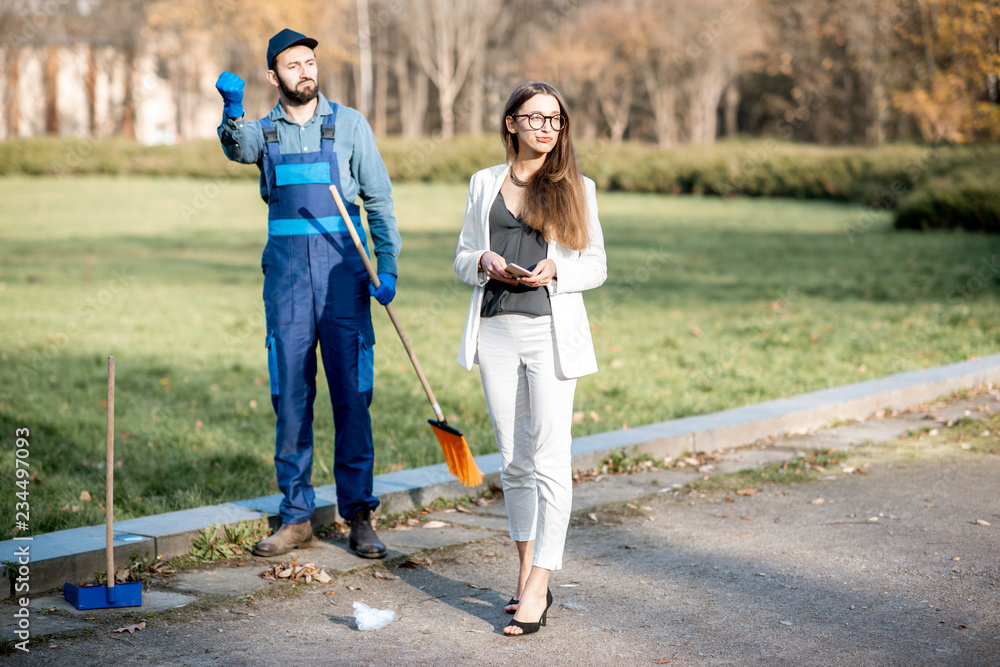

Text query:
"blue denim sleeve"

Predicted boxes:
[[349, 115, 401, 277], [217, 113, 264, 165]]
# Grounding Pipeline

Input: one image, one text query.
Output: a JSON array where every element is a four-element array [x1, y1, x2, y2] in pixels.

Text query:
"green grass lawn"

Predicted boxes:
[[1, 176, 997, 537]]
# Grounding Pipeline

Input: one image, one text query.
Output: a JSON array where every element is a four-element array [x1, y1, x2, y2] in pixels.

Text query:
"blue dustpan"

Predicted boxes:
[[63, 580, 142, 610], [63, 357, 143, 610]]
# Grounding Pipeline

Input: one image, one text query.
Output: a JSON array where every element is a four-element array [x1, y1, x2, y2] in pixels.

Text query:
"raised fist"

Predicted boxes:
[[215, 71, 245, 119]]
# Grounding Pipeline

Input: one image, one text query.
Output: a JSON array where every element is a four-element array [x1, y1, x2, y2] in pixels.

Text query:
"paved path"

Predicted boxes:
[[3, 389, 998, 665]]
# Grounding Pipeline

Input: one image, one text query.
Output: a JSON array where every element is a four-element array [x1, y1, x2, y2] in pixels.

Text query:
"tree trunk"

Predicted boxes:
[[87, 46, 97, 136], [468, 48, 484, 135], [724, 79, 740, 137], [355, 0, 372, 117], [9, 47, 20, 138], [641, 63, 679, 149], [45, 45, 58, 135], [121, 47, 135, 139], [917, 0, 936, 86], [433, 4, 457, 138], [397, 51, 427, 137], [687, 68, 727, 145], [598, 84, 633, 144], [374, 53, 387, 136]]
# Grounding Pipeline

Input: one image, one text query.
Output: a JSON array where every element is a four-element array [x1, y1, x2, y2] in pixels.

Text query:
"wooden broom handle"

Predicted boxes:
[[329, 186, 446, 423], [106, 356, 115, 589]]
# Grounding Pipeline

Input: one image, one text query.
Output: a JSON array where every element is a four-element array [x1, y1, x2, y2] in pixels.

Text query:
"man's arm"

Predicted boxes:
[[215, 71, 264, 165], [349, 115, 401, 277]]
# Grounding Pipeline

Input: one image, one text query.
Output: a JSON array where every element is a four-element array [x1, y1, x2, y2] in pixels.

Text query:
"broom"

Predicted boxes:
[[329, 186, 483, 487]]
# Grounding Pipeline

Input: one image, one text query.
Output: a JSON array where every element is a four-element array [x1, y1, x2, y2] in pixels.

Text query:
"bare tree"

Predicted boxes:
[[355, 0, 373, 117], [404, 0, 501, 138]]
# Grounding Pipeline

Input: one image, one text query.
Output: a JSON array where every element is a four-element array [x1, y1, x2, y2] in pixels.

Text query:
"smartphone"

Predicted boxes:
[[505, 262, 532, 277]]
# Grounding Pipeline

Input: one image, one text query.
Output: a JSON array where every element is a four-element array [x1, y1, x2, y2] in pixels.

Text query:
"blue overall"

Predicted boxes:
[[259, 106, 378, 524]]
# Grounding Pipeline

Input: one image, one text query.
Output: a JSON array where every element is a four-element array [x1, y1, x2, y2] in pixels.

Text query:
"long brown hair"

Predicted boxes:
[[501, 81, 589, 251]]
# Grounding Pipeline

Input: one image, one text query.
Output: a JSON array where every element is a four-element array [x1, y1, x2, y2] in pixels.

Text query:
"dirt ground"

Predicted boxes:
[[5, 402, 1000, 666]]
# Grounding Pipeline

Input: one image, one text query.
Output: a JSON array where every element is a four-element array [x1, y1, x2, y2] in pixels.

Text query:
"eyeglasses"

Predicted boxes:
[[511, 113, 568, 131]]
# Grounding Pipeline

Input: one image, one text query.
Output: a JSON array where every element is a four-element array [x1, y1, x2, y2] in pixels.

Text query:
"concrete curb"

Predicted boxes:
[[3, 353, 998, 599]]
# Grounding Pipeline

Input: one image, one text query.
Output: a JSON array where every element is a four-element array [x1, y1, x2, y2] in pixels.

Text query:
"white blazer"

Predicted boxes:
[[454, 164, 607, 379]]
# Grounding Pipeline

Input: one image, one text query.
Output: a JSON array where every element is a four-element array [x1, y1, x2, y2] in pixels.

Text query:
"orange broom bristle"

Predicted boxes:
[[431, 425, 483, 487]]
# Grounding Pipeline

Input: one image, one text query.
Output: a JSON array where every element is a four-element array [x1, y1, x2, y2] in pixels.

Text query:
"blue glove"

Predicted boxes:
[[369, 273, 396, 306], [215, 71, 245, 119]]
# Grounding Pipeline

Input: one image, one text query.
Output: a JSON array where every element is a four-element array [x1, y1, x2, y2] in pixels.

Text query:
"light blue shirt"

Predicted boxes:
[[218, 93, 400, 276]]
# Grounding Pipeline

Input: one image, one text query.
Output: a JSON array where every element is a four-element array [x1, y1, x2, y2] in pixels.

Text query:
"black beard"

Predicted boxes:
[[278, 76, 319, 106]]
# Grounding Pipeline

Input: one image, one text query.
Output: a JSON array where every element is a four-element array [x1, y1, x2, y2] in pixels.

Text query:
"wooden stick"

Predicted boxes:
[[106, 356, 115, 590], [328, 186, 446, 423]]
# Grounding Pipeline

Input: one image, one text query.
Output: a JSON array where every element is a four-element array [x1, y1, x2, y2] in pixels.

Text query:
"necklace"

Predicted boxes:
[[509, 169, 530, 187]]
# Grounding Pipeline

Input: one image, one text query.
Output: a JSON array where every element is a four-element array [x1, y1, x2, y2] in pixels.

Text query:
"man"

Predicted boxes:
[[215, 28, 400, 559]]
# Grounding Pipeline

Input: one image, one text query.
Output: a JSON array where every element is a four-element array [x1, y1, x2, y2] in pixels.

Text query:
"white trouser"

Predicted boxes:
[[477, 314, 577, 571]]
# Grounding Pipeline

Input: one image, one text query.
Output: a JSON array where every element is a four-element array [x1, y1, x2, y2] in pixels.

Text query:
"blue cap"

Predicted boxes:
[[267, 29, 318, 69]]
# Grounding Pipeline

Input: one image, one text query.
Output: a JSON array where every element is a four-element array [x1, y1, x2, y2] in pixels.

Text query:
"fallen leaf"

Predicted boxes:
[[373, 571, 398, 580], [589, 410, 601, 422], [866, 517, 879, 522], [455, 504, 472, 513], [741, 516, 753, 521], [572, 411, 585, 425], [713, 514, 729, 519], [259, 559, 331, 584], [114, 621, 146, 634], [810, 498, 825, 505], [974, 519, 991, 527], [398, 557, 432, 569], [952, 556, 961, 561], [423, 520, 447, 529], [736, 488, 758, 496], [587, 513, 599, 522], [690, 326, 703, 337], [656, 660, 672, 665], [724, 497, 734, 504], [80, 490, 92, 502]]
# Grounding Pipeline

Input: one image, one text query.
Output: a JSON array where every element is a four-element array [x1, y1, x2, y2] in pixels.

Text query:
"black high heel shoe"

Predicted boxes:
[[504, 588, 553, 636], [505, 597, 519, 614]]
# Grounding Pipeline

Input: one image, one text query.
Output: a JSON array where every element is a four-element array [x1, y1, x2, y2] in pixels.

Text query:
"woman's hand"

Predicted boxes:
[[480, 251, 519, 285], [518, 259, 556, 287]]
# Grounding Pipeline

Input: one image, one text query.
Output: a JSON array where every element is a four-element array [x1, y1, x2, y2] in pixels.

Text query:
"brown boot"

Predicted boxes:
[[252, 520, 314, 557], [349, 507, 387, 559]]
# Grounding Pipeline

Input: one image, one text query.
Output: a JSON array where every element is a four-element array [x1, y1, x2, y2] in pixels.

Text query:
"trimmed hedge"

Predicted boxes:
[[1, 135, 997, 231], [895, 166, 1000, 233]]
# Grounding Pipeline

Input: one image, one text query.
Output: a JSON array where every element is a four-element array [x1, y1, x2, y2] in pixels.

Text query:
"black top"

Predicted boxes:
[[480, 191, 551, 318]]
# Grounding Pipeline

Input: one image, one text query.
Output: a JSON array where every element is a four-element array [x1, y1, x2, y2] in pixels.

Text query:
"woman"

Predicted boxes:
[[454, 81, 607, 636]]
